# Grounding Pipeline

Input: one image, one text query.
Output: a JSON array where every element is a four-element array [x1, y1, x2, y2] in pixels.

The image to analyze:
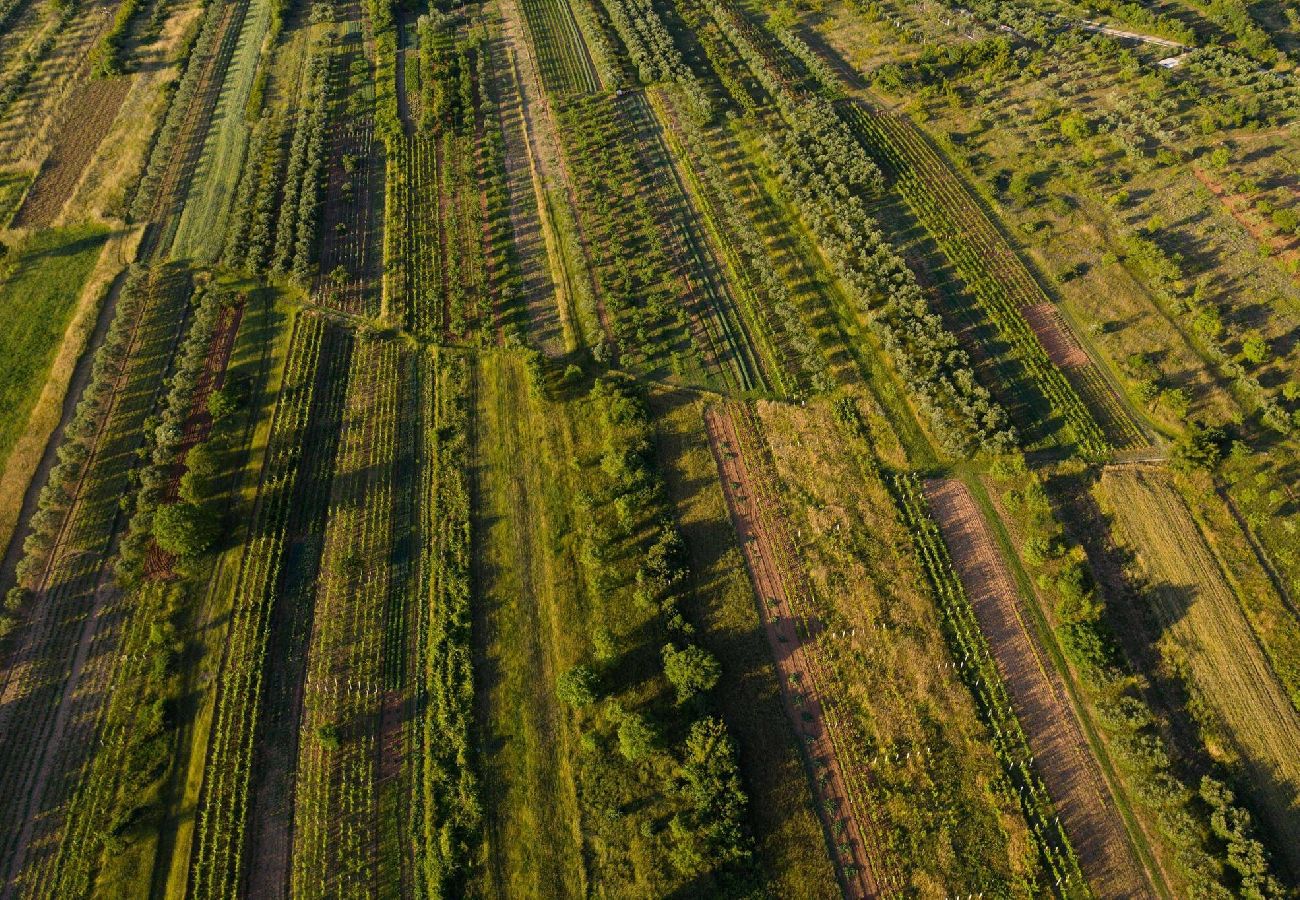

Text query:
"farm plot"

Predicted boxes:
[[316, 124, 384, 318], [924, 477, 1155, 898], [187, 313, 351, 900], [892, 476, 1086, 893], [624, 92, 767, 393], [291, 336, 399, 898], [1098, 466, 1300, 871], [8, 75, 129, 228], [0, 264, 193, 896], [703, 402, 879, 898], [514, 0, 598, 94], [553, 94, 714, 384], [848, 108, 1122, 456], [755, 397, 1072, 894]]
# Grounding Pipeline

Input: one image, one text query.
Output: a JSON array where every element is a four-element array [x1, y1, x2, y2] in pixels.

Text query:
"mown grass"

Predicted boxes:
[[0, 222, 109, 466], [471, 351, 587, 897]]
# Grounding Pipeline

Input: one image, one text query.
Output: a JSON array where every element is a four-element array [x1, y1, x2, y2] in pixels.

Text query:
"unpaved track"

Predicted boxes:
[[705, 403, 878, 900], [924, 478, 1156, 899]]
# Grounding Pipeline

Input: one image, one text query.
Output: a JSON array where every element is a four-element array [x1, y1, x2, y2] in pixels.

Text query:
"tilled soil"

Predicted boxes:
[[10, 76, 130, 228]]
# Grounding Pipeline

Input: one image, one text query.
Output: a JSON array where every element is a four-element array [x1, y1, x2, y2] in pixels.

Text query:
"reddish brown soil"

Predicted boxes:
[[10, 76, 130, 227], [1023, 302, 1090, 369], [923, 478, 1156, 899], [705, 403, 880, 899]]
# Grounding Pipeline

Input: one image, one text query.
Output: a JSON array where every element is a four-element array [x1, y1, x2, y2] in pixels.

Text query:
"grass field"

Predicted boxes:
[[0, 223, 108, 467], [1099, 466, 1300, 872]]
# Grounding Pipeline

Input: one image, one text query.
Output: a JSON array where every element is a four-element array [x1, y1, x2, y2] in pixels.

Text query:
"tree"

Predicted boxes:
[[153, 502, 218, 558], [207, 386, 240, 421], [1171, 422, 1226, 472], [662, 643, 720, 704], [1241, 329, 1270, 366], [617, 710, 656, 761], [557, 665, 598, 708]]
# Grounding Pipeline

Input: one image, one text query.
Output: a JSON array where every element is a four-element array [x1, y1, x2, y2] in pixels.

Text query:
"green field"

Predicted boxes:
[[0, 223, 108, 466]]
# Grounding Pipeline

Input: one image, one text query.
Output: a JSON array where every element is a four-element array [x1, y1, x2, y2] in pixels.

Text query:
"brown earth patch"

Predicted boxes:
[[10, 76, 130, 228], [1023, 302, 1090, 369]]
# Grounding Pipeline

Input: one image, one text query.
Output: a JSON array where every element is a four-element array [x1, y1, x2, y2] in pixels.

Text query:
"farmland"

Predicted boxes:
[[0, 0, 1297, 893]]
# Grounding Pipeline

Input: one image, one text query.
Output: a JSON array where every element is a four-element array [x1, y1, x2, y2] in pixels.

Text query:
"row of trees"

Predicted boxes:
[[766, 129, 1016, 454], [273, 46, 331, 283], [117, 282, 243, 584], [597, 0, 713, 121]]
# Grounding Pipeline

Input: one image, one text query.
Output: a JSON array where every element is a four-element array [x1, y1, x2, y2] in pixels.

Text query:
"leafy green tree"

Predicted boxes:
[[556, 665, 598, 708], [662, 643, 720, 704], [153, 502, 218, 558], [617, 710, 656, 761], [1241, 329, 1270, 365]]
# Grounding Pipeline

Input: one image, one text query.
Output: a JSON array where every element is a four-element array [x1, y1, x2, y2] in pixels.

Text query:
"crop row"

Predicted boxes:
[[892, 474, 1086, 895], [291, 337, 399, 897], [414, 352, 479, 896], [849, 108, 1109, 455], [187, 313, 340, 899], [594, 0, 711, 121], [517, 0, 600, 94]]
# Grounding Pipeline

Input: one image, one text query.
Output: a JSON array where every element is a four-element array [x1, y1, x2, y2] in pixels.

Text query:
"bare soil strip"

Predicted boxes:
[[704, 403, 879, 899], [924, 477, 1155, 899], [1023, 302, 1090, 369]]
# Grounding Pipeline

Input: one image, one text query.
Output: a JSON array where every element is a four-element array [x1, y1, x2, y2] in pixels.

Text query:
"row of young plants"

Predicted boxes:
[[224, 109, 283, 274], [517, 0, 600, 93], [849, 107, 1111, 456], [411, 351, 481, 896], [621, 93, 764, 392], [801, 398, 1054, 892], [891, 473, 1086, 895], [999, 458, 1287, 897], [594, 0, 712, 121], [554, 373, 754, 892], [0, 266, 193, 889], [316, 124, 383, 317], [662, 94, 830, 395], [291, 336, 399, 897], [187, 313, 339, 899]]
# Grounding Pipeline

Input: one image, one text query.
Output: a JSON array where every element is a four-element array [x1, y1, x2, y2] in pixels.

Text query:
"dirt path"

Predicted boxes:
[[923, 478, 1157, 899], [704, 404, 879, 899]]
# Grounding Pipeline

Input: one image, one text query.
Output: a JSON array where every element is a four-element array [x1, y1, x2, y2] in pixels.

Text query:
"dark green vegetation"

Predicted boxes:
[[0, 0, 1297, 892]]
